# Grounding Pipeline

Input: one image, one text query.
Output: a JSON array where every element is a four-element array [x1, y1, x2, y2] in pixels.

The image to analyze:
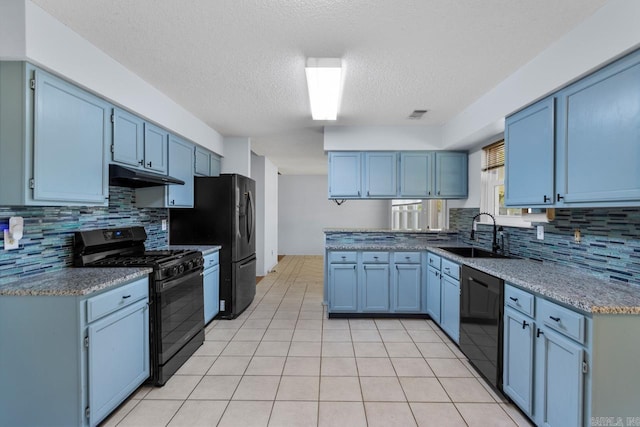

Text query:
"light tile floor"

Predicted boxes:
[[101, 256, 533, 427]]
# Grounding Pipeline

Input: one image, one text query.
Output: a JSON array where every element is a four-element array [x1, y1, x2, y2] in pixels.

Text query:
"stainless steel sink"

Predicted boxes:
[[437, 246, 511, 259]]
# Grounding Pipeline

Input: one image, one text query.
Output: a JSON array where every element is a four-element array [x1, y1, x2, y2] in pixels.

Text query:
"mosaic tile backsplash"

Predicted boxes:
[[449, 207, 640, 286], [0, 186, 167, 285], [325, 231, 458, 246]]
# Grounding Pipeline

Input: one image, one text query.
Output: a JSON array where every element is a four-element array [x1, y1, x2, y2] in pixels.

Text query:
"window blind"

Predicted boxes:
[[482, 140, 504, 171]]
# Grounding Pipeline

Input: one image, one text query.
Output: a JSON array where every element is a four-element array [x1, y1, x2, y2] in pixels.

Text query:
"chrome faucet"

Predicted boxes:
[[470, 212, 500, 253]]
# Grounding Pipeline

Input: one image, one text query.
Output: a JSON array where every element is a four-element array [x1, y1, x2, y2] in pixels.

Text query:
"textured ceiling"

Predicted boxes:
[[33, 0, 607, 174]]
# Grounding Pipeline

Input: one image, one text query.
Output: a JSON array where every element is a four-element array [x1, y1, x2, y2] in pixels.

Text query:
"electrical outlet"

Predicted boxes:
[[574, 229, 581, 243], [161, 219, 167, 231], [536, 225, 544, 240]]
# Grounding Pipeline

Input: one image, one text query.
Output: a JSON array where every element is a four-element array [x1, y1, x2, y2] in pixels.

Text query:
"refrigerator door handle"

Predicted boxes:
[[246, 190, 254, 244]]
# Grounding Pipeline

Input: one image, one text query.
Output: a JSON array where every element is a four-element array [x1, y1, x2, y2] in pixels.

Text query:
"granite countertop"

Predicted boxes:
[[324, 228, 457, 234], [166, 245, 222, 255], [326, 242, 640, 315], [0, 267, 152, 297]]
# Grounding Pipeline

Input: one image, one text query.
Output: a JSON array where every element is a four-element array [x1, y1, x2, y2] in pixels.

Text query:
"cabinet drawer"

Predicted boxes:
[[537, 298, 586, 344], [204, 251, 219, 269], [362, 252, 389, 263], [393, 252, 420, 264], [87, 277, 149, 323], [441, 258, 459, 280], [329, 251, 358, 263], [427, 252, 441, 269], [505, 284, 534, 317]]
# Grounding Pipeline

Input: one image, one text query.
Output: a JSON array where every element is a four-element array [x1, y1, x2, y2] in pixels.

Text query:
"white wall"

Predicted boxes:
[[0, 1, 26, 59], [222, 137, 252, 177], [324, 126, 443, 151], [0, 1, 223, 156], [279, 175, 390, 255], [251, 153, 279, 275]]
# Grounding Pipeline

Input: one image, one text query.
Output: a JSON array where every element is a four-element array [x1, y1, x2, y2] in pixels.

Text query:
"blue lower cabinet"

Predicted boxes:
[[203, 264, 220, 323], [440, 274, 460, 343], [503, 307, 534, 417], [361, 264, 390, 312], [426, 265, 441, 322], [0, 276, 149, 427], [328, 263, 358, 312], [393, 264, 421, 312], [535, 327, 584, 427]]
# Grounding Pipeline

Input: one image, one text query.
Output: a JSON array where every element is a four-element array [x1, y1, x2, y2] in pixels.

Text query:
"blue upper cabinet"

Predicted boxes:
[[136, 134, 194, 208], [112, 112, 168, 175], [364, 152, 397, 197], [434, 152, 467, 198], [505, 97, 555, 206], [505, 48, 640, 208], [329, 152, 362, 198], [400, 152, 433, 198], [194, 146, 211, 176], [112, 108, 144, 168], [194, 145, 222, 177], [166, 135, 195, 207], [210, 154, 222, 177], [143, 123, 168, 174], [327, 150, 467, 200], [0, 62, 109, 206], [556, 50, 640, 205]]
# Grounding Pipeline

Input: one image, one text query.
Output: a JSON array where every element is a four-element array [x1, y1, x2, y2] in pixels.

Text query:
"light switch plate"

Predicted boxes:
[[537, 225, 544, 240]]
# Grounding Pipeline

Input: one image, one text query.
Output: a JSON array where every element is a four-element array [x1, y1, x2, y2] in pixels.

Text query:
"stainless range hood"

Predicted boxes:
[[109, 164, 185, 188]]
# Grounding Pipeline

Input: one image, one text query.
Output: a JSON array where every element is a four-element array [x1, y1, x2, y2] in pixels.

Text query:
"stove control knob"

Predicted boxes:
[[171, 266, 179, 277], [186, 260, 194, 270], [178, 264, 185, 274]]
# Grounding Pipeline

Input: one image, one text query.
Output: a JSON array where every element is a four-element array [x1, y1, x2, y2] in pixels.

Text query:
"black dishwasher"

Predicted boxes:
[[459, 265, 504, 392]]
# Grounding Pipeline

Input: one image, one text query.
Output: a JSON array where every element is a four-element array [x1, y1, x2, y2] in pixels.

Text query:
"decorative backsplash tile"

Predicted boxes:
[[449, 207, 640, 286], [325, 230, 457, 246], [0, 186, 167, 285]]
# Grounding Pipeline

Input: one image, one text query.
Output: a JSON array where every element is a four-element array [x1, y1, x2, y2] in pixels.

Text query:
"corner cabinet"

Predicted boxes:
[[328, 150, 467, 200], [0, 62, 110, 206], [505, 47, 640, 208], [136, 135, 195, 208], [0, 276, 150, 427]]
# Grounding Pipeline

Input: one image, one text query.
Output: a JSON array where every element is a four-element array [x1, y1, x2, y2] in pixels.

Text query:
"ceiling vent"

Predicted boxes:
[[407, 109, 428, 120]]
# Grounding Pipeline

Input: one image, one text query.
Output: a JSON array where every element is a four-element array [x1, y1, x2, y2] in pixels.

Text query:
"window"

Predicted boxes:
[[480, 140, 532, 227], [391, 199, 447, 230]]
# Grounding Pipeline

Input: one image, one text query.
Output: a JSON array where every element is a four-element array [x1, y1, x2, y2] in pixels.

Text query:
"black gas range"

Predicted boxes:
[[73, 226, 205, 386]]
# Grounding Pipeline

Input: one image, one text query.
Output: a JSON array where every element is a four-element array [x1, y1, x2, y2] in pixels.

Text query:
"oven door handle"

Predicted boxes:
[[157, 268, 203, 293]]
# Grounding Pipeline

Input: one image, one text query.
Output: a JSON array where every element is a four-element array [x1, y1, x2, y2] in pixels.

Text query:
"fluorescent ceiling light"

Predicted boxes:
[[305, 58, 342, 121]]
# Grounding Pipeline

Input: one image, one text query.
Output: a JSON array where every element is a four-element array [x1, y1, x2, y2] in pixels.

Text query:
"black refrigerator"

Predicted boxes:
[[169, 174, 256, 319]]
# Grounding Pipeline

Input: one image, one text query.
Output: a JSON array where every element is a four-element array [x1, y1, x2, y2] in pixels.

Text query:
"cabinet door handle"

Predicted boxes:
[[549, 316, 561, 322], [147, 161, 152, 167], [536, 328, 544, 338], [122, 295, 131, 299], [170, 200, 175, 205], [341, 256, 346, 259], [428, 191, 431, 196], [437, 191, 440, 195], [509, 296, 518, 302], [373, 256, 378, 259], [367, 191, 370, 196], [543, 195, 550, 203], [357, 191, 361, 197], [138, 159, 144, 165], [556, 194, 564, 202], [522, 320, 529, 329], [405, 256, 410, 260]]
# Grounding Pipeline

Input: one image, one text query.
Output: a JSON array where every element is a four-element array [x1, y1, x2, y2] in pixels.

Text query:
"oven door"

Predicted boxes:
[[154, 268, 204, 365]]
